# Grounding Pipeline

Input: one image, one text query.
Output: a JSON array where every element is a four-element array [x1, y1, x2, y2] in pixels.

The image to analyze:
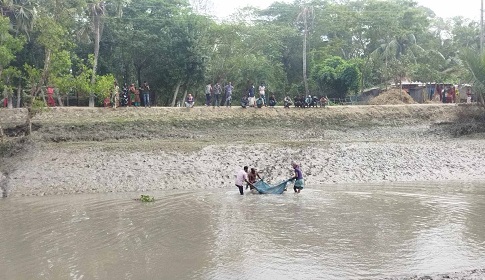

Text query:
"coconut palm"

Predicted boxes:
[[0, 0, 36, 39], [79, 0, 131, 106], [87, 1, 105, 107], [370, 34, 425, 64], [462, 50, 485, 106], [296, 3, 313, 97], [74, 0, 106, 106]]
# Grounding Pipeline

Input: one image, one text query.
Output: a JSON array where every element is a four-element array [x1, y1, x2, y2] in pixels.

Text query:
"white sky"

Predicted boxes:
[[210, 0, 481, 20]]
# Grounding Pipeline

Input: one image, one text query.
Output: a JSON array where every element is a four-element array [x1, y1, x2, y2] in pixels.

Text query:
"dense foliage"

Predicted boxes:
[[0, 0, 481, 107]]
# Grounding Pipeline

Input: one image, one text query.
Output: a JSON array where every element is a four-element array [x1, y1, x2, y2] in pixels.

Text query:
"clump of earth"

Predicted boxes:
[[368, 89, 416, 105]]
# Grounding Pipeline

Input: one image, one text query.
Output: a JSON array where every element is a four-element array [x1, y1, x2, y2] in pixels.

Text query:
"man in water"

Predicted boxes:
[[235, 166, 253, 195], [290, 161, 304, 193], [247, 167, 262, 190]]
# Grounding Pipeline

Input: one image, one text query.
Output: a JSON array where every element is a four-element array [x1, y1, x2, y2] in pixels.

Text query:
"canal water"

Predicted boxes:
[[1, 182, 484, 280]]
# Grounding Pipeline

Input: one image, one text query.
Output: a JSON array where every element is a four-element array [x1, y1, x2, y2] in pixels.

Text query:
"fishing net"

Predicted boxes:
[[253, 179, 290, 194]]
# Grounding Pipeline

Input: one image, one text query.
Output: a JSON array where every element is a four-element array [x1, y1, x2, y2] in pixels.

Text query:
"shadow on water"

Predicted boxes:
[[0, 182, 484, 279]]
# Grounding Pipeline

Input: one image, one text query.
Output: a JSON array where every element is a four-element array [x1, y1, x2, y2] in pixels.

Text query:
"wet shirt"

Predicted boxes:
[[235, 170, 248, 186], [294, 166, 303, 180]]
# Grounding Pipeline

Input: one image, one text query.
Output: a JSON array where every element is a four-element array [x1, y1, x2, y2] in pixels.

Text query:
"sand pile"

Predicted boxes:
[[368, 89, 416, 105]]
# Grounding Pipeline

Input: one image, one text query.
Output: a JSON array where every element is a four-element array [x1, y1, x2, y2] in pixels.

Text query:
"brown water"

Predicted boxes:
[[1, 182, 484, 280]]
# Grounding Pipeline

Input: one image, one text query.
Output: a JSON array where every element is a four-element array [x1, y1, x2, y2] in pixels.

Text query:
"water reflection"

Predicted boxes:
[[0, 182, 484, 280]]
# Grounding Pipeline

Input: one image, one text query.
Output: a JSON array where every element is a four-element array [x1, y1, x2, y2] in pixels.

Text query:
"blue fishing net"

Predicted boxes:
[[253, 179, 290, 194]]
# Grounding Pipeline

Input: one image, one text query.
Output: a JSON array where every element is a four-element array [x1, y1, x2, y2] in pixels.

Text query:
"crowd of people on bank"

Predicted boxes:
[[109, 81, 152, 108], [428, 84, 471, 103], [201, 81, 328, 109]]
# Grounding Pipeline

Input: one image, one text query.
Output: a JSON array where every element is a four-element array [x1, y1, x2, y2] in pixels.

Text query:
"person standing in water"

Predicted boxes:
[[290, 161, 304, 193], [247, 167, 262, 190], [235, 166, 253, 195]]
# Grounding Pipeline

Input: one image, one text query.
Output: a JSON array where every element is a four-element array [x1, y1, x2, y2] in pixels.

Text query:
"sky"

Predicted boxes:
[[210, 0, 481, 20]]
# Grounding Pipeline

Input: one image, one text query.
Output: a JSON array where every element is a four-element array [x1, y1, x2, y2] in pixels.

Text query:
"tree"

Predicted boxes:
[[462, 50, 485, 106], [28, 16, 68, 98], [83, 0, 106, 107], [0, 16, 24, 80], [0, 0, 36, 38], [311, 56, 361, 99], [0, 16, 24, 107], [297, 3, 313, 97]]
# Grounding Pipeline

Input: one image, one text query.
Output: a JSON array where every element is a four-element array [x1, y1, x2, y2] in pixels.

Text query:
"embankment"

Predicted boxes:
[[0, 104, 484, 197]]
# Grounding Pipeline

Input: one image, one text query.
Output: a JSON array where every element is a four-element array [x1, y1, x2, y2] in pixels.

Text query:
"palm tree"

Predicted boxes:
[[370, 33, 429, 90], [81, 0, 130, 107], [297, 3, 313, 97], [462, 50, 485, 106], [0, 0, 36, 39], [87, 0, 105, 107]]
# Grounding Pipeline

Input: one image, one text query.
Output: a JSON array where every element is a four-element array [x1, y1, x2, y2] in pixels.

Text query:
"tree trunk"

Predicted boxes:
[[26, 108, 33, 136], [57, 91, 64, 106], [41, 90, 46, 104], [182, 88, 188, 107], [171, 81, 182, 107], [400, 79, 403, 102], [30, 49, 52, 98], [136, 65, 142, 87], [90, 14, 102, 107], [302, 8, 310, 97], [16, 82, 21, 108]]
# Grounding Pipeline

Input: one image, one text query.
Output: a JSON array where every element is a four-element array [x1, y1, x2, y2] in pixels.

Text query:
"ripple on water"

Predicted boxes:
[[0, 182, 484, 279]]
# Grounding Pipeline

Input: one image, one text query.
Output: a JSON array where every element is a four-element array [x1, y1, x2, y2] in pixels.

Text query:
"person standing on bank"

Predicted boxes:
[[142, 81, 150, 107], [290, 161, 304, 193], [248, 83, 255, 107], [205, 83, 212, 106], [112, 81, 119, 108], [258, 82, 266, 106], [235, 166, 253, 195], [225, 82, 234, 107], [213, 83, 222, 107]]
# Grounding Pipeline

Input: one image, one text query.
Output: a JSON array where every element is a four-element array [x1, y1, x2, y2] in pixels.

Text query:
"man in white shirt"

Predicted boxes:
[[235, 166, 253, 195], [258, 83, 266, 106], [205, 83, 212, 106]]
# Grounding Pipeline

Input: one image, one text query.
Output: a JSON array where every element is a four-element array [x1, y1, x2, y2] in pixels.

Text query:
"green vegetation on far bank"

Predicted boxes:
[[1, 0, 485, 110]]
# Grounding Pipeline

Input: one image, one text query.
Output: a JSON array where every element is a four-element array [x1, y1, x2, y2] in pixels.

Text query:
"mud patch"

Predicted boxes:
[[384, 268, 485, 280], [3, 123, 41, 137]]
